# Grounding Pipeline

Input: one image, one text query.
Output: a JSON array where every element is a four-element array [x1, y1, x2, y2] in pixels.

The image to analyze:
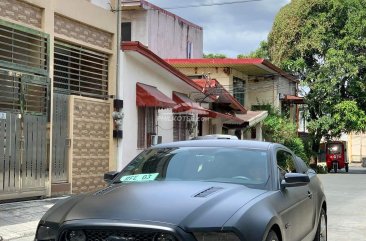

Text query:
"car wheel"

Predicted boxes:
[[265, 230, 279, 241], [314, 208, 327, 241]]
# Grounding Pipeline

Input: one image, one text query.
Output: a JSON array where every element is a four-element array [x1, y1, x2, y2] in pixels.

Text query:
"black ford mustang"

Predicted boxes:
[[35, 140, 327, 241]]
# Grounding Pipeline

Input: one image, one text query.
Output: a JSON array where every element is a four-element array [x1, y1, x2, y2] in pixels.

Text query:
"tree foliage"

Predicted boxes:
[[267, 0, 366, 153], [203, 53, 227, 58], [237, 41, 270, 59], [259, 106, 309, 161]]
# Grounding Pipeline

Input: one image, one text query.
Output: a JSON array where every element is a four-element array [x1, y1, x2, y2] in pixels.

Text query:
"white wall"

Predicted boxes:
[[122, 10, 149, 46], [147, 9, 203, 58], [120, 52, 196, 168]]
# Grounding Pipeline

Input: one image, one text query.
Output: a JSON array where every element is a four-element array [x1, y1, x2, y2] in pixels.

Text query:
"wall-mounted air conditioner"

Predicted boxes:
[[151, 135, 162, 146]]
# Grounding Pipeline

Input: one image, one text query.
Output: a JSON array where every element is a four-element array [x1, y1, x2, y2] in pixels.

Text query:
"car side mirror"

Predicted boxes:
[[281, 173, 310, 189], [104, 171, 119, 184]]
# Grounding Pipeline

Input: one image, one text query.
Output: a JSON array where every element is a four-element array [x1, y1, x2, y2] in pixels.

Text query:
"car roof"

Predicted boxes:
[[191, 134, 239, 140], [153, 139, 273, 150]]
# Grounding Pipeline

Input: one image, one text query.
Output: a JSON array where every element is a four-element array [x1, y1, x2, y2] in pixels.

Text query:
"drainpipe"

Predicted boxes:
[[115, 0, 123, 171]]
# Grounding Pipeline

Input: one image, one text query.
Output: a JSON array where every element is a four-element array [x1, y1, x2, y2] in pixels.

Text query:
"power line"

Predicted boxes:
[[163, 0, 264, 10]]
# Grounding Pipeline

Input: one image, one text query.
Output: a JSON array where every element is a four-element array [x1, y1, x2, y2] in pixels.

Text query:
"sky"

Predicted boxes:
[[147, 0, 291, 57]]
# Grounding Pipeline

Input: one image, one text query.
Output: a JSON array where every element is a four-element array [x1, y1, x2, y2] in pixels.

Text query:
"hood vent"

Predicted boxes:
[[93, 185, 121, 196], [194, 187, 223, 198]]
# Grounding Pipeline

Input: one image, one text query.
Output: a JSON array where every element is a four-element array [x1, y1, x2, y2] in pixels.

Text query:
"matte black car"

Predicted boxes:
[[35, 140, 327, 241]]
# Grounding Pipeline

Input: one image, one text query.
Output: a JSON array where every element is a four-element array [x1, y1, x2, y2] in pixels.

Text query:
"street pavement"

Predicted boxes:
[[0, 196, 69, 241], [318, 164, 366, 241], [0, 164, 365, 241]]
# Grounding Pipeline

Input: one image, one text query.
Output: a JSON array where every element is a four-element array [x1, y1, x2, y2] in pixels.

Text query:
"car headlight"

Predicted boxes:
[[35, 225, 58, 241], [194, 232, 241, 241], [65, 230, 87, 241]]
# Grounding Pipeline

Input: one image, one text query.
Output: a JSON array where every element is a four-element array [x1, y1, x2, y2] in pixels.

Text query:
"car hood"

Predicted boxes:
[[43, 181, 267, 229]]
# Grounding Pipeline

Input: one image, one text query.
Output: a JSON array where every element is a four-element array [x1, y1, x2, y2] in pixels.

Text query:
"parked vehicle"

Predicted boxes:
[[35, 140, 327, 241], [323, 141, 349, 173], [191, 134, 239, 140]]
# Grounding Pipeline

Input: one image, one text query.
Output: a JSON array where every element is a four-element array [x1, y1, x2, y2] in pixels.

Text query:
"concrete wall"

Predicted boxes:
[[147, 10, 203, 58], [69, 96, 113, 194], [122, 10, 149, 46], [349, 133, 366, 163], [121, 6, 203, 59]]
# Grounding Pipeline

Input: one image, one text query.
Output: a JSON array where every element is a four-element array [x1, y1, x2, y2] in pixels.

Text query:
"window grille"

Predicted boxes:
[[54, 41, 109, 99], [233, 77, 245, 106], [173, 114, 189, 141], [137, 107, 157, 148], [0, 69, 48, 114], [0, 21, 49, 75]]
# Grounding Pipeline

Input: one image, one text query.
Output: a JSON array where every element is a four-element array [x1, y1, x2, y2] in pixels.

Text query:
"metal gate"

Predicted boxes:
[[51, 93, 69, 183], [0, 69, 49, 201], [0, 112, 47, 199]]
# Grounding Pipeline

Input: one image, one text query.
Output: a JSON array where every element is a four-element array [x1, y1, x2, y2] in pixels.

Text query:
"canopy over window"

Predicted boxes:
[[201, 110, 243, 123], [172, 92, 208, 115], [136, 82, 176, 108]]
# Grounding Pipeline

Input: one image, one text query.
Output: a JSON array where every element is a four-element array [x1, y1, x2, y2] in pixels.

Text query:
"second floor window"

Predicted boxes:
[[121, 22, 131, 41], [233, 77, 245, 106]]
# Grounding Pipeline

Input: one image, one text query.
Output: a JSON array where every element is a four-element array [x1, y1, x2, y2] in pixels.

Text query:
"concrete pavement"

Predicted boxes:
[[0, 196, 68, 241]]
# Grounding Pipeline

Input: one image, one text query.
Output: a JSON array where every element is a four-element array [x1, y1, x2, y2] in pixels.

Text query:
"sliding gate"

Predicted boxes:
[[0, 69, 49, 200]]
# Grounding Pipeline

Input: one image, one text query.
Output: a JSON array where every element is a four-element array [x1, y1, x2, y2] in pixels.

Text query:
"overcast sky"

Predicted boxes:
[[147, 0, 290, 57]]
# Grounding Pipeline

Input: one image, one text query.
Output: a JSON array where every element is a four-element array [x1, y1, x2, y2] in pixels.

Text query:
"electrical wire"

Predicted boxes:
[[162, 0, 265, 10]]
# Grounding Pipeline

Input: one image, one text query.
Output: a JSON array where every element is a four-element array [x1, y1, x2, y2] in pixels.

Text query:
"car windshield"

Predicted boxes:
[[115, 147, 270, 188]]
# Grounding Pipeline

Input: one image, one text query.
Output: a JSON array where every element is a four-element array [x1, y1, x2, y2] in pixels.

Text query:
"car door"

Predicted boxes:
[[276, 149, 315, 241]]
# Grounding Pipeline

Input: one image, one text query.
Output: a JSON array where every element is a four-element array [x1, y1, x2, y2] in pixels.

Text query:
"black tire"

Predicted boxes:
[[313, 208, 327, 241], [265, 230, 279, 241], [345, 163, 349, 172]]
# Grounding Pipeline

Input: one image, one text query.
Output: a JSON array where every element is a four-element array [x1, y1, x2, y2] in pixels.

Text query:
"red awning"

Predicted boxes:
[[172, 92, 208, 115], [201, 110, 244, 123], [136, 83, 176, 108], [192, 79, 247, 113]]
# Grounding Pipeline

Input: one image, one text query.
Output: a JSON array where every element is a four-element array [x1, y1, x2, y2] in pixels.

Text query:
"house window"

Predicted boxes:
[[137, 107, 157, 148], [121, 22, 132, 41], [233, 77, 245, 106], [54, 40, 109, 99], [186, 41, 193, 59], [173, 114, 189, 141]]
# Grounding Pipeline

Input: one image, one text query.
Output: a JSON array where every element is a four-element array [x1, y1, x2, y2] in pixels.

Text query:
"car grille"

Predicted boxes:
[[61, 229, 166, 241]]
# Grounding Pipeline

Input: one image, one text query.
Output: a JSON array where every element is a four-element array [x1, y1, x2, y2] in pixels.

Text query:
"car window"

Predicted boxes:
[[295, 156, 309, 174], [276, 150, 298, 178], [116, 147, 270, 189]]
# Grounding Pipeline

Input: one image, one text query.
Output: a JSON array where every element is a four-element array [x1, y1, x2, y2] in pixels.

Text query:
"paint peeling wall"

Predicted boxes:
[[147, 10, 203, 58]]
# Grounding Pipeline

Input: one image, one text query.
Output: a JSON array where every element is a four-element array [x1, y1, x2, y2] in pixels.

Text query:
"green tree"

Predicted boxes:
[[267, 0, 366, 155], [203, 53, 227, 58], [256, 105, 309, 162], [237, 41, 270, 59]]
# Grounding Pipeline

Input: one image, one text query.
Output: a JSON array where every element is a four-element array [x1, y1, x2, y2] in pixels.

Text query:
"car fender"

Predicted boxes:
[[261, 216, 284, 241], [223, 192, 285, 241]]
